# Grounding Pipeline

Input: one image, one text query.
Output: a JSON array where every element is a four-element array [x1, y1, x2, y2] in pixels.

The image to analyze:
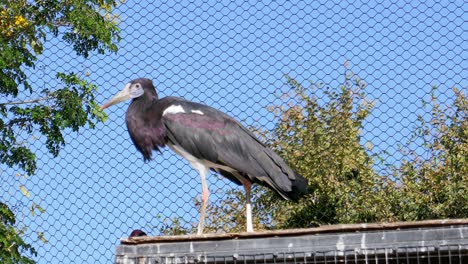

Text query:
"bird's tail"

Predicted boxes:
[[260, 148, 309, 201], [285, 172, 309, 201]]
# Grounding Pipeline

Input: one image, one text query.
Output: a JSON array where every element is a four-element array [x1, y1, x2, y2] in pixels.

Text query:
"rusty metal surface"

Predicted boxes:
[[120, 218, 468, 245]]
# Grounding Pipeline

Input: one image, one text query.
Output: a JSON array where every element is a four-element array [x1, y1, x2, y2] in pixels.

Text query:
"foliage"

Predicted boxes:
[[391, 87, 467, 220], [203, 186, 272, 233], [201, 71, 392, 232], [261, 72, 395, 228], [0, 0, 119, 175], [0, 202, 36, 264], [156, 217, 190, 236], [199, 73, 467, 233], [1, 0, 120, 262], [156, 188, 268, 235], [0, 0, 119, 95]]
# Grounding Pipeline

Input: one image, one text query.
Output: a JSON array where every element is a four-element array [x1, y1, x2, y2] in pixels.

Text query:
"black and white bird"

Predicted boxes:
[[100, 78, 308, 234]]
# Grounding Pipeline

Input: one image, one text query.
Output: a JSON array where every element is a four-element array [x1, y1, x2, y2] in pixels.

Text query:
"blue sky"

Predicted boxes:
[[1, 0, 466, 263]]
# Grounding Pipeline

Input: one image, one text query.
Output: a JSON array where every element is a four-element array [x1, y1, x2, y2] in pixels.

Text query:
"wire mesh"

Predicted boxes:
[[116, 245, 468, 264], [1, 1, 466, 263]]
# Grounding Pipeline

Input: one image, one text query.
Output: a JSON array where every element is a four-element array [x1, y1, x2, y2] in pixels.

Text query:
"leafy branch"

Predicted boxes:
[[0, 96, 54, 107], [1, 1, 121, 262]]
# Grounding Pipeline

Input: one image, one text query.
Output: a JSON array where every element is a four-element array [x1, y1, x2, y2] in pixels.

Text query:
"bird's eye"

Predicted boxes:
[[135, 84, 141, 88]]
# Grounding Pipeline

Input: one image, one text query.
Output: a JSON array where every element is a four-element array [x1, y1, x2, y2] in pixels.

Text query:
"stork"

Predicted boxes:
[[100, 78, 308, 234]]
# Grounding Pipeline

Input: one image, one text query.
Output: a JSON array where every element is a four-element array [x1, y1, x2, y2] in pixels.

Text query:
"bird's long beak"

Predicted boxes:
[[100, 83, 133, 110]]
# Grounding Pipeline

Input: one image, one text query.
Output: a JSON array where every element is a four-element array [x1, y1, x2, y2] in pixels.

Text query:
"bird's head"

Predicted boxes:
[[100, 78, 155, 110], [129, 229, 147, 237]]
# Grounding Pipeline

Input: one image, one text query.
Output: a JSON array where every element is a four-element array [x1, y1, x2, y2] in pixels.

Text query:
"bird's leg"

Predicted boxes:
[[243, 180, 254, 232], [197, 183, 209, 235], [195, 164, 209, 235]]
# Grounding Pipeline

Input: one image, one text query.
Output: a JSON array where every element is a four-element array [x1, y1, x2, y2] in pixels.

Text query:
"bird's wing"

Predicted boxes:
[[161, 99, 298, 195]]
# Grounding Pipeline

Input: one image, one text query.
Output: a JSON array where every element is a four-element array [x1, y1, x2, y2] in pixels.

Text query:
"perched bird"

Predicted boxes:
[[129, 229, 147, 237], [101, 78, 308, 234]]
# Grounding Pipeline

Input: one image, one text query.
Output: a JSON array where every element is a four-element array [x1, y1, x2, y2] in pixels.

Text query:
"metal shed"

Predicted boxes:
[[115, 219, 468, 264]]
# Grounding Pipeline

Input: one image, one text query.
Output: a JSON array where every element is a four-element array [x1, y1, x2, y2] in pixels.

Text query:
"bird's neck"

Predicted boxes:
[[131, 95, 158, 112]]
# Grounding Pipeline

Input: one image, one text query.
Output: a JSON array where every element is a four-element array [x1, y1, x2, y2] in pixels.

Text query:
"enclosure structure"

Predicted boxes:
[[2, 1, 466, 263], [115, 219, 468, 264]]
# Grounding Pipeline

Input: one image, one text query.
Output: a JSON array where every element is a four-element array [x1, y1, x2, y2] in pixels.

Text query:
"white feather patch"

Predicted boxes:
[[162, 105, 185, 116], [191, 109, 204, 115]]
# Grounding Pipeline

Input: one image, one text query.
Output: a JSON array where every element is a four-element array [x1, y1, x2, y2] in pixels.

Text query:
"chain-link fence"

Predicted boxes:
[[2, 1, 467, 263]]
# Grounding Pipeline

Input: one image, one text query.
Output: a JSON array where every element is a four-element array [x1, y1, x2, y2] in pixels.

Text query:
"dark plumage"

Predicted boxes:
[[129, 229, 147, 237], [101, 78, 308, 234]]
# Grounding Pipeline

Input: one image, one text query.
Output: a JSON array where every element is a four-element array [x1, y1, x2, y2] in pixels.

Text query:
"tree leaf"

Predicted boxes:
[[19, 184, 31, 198], [37, 231, 49, 244], [30, 202, 45, 217]]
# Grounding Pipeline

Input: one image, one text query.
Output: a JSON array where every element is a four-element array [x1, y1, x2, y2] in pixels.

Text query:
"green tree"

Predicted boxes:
[[1, 0, 120, 262], [202, 75, 467, 233], [0, 202, 36, 264], [1, 0, 119, 175], [161, 73, 466, 235], [391, 87, 467, 220], [258, 72, 395, 228], [200, 71, 394, 233]]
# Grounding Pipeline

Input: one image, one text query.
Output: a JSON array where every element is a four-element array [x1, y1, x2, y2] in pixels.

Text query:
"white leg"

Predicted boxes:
[[193, 163, 209, 235], [244, 181, 254, 232], [167, 144, 211, 235]]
